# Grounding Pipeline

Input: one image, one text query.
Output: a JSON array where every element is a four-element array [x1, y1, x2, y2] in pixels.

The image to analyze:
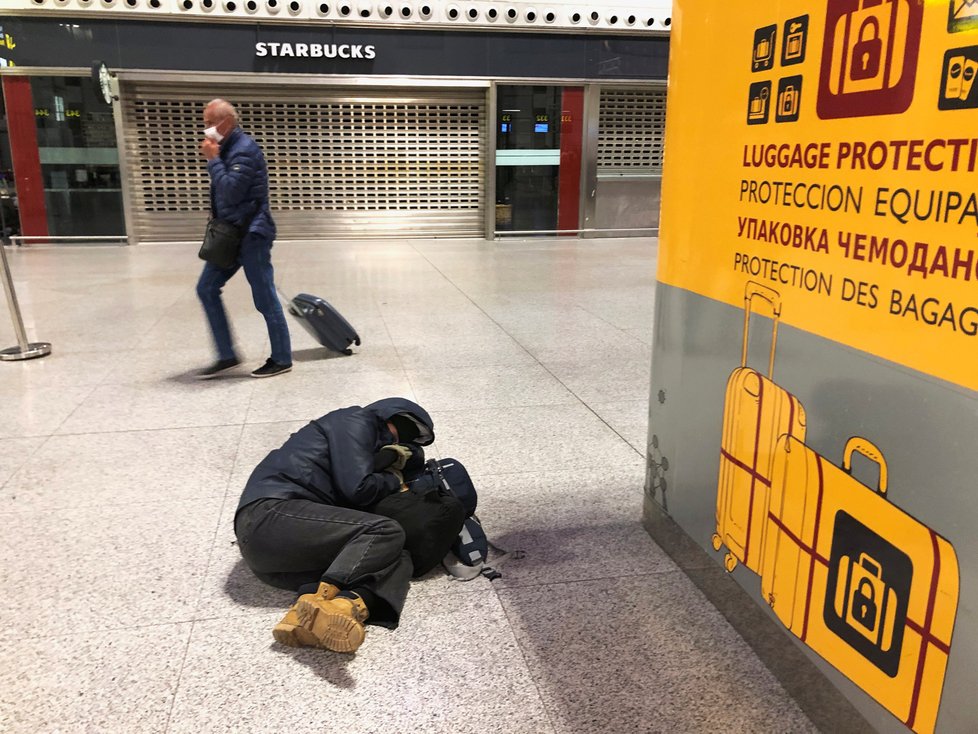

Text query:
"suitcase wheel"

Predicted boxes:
[[723, 553, 737, 573], [354, 337, 361, 346], [711, 533, 722, 552], [343, 348, 353, 356]]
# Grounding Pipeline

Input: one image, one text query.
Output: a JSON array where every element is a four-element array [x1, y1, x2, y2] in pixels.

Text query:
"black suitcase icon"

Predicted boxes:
[[286, 292, 361, 356]]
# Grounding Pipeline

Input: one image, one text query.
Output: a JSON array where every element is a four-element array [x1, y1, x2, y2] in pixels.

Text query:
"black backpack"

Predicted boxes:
[[410, 459, 523, 581], [368, 461, 466, 577]]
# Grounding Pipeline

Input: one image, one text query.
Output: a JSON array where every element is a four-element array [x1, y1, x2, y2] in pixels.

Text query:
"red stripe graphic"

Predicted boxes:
[[743, 377, 765, 565], [905, 618, 950, 655], [800, 453, 825, 643], [788, 397, 796, 441], [906, 531, 942, 730], [766, 511, 830, 566], [720, 449, 772, 487]]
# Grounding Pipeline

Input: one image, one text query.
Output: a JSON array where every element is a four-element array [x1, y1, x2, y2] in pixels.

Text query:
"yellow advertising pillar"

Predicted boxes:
[[648, 2, 975, 732]]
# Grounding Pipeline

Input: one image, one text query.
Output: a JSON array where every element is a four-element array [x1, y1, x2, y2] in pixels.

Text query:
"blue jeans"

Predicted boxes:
[[196, 232, 292, 365]]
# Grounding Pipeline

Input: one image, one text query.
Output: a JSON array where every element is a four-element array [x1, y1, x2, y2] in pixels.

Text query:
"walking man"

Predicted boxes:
[[196, 98, 292, 378]]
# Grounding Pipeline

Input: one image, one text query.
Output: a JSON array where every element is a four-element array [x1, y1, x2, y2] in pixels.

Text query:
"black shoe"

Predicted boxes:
[[251, 358, 293, 378], [198, 357, 241, 379]]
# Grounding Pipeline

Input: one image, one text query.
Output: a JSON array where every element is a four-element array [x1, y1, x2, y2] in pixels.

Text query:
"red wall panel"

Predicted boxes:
[[2, 76, 47, 237], [557, 87, 585, 233]]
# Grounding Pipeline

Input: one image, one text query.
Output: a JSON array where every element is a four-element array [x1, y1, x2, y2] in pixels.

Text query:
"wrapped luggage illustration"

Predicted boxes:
[[708, 283, 960, 732], [712, 282, 807, 573], [759, 435, 959, 734]]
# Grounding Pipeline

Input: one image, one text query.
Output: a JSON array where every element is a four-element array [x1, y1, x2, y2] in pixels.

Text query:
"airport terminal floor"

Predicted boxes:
[[0, 236, 815, 733]]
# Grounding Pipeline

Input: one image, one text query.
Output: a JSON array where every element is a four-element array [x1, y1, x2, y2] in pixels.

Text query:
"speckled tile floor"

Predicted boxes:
[[0, 237, 815, 734]]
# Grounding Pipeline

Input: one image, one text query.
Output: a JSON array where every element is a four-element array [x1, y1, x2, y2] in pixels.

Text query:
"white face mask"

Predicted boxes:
[[203, 125, 224, 143]]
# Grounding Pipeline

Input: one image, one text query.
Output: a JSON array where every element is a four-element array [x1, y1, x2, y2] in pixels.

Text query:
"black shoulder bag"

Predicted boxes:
[[198, 202, 260, 269], [368, 475, 467, 578]]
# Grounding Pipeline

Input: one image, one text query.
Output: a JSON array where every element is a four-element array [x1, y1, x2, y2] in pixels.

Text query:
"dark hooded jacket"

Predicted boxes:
[[235, 398, 435, 518]]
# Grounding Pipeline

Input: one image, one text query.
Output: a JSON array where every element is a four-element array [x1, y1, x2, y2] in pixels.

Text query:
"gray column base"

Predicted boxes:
[[642, 494, 872, 734]]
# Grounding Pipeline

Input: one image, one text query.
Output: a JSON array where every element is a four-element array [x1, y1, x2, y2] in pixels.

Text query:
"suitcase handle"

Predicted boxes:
[[741, 281, 782, 378], [843, 436, 888, 496]]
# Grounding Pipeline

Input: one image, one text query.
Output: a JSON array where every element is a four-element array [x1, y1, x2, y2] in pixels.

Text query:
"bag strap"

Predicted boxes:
[[403, 460, 444, 498], [472, 513, 526, 581], [427, 458, 450, 491], [404, 459, 451, 498], [479, 547, 526, 581], [209, 199, 261, 231], [239, 199, 261, 232]]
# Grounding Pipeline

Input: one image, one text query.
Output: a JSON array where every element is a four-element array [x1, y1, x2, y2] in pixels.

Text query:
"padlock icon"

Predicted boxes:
[[834, 551, 898, 652], [850, 16, 882, 81], [777, 85, 799, 118], [851, 577, 878, 630], [827, 0, 911, 97]]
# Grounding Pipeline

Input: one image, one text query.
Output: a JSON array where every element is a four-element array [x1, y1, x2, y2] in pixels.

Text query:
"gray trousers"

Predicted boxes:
[[234, 498, 413, 628]]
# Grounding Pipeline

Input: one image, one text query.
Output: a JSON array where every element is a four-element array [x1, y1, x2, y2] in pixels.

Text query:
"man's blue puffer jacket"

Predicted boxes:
[[208, 126, 276, 241]]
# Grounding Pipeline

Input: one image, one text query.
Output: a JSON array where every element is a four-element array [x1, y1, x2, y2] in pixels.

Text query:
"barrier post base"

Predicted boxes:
[[0, 342, 51, 361]]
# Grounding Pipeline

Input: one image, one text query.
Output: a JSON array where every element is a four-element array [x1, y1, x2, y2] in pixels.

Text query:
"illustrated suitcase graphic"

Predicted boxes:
[[712, 282, 807, 573], [287, 292, 361, 356], [760, 436, 960, 734]]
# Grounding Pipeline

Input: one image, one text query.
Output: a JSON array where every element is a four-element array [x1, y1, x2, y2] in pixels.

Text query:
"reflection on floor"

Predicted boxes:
[[0, 237, 814, 733]]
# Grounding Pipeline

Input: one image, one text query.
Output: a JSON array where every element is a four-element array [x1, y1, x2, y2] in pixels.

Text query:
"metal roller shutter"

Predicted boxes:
[[597, 87, 667, 174], [120, 82, 487, 242]]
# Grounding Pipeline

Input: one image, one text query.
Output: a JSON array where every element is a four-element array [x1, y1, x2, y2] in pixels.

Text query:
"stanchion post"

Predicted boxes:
[[0, 241, 51, 361]]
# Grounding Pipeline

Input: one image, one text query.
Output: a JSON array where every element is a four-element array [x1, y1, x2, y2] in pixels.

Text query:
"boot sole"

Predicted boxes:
[[272, 622, 319, 648], [295, 599, 365, 653]]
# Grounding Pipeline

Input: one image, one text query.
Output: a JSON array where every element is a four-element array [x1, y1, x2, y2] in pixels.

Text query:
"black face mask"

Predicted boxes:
[[389, 414, 422, 444]]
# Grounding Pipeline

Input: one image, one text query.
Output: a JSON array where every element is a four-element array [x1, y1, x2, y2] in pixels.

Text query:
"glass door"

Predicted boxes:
[[495, 85, 583, 235], [30, 76, 124, 237]]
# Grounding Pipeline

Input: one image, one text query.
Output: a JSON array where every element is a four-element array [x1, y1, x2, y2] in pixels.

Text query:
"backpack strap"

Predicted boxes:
[[479, 542, 526, 579], [465, 514, 526, 581], [400, 459, 444, 498], [427, 459, 452, 494]]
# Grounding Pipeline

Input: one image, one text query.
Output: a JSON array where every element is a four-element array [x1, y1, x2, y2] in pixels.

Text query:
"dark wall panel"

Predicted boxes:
[[2, 17, 668, 80]]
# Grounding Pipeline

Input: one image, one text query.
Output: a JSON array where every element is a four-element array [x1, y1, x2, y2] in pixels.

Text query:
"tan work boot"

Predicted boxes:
[[272, 582, 340, 648], [294, 593, 370, 654]]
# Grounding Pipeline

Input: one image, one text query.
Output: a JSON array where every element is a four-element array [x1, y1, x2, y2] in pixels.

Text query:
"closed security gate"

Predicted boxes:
[[119, 82, 487, 242], [597, 87, 666, 173], [592, 86, 666, 232]]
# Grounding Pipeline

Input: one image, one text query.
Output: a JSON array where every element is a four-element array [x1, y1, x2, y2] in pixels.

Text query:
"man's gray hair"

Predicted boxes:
[[206, 98, 239, 124]]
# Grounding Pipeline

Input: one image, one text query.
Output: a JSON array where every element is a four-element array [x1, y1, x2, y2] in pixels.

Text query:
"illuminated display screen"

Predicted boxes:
[[534, 123, 549, 133]]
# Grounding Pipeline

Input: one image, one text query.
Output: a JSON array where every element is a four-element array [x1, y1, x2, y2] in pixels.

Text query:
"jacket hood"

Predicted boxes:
[[364, 397, 435, 446]]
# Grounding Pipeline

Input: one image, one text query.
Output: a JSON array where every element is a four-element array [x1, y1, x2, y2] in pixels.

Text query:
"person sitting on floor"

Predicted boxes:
[[233, 397, 434, 653]]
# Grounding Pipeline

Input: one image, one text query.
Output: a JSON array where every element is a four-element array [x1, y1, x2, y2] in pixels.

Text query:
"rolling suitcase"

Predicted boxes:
[[712, 281, 807, 573], [760, 436, 959, 734], [286, 292, 361, 356]]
